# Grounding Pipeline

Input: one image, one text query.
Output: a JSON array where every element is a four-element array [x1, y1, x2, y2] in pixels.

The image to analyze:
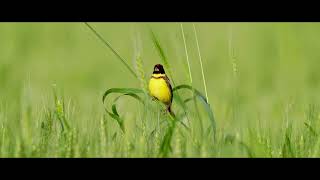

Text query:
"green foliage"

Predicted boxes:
[[102, 88, 145, 132], [1, 23, 320, 157]]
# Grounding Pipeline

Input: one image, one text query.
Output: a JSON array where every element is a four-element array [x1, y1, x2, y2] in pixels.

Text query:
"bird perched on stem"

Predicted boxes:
[[149, 64, 174, 116]]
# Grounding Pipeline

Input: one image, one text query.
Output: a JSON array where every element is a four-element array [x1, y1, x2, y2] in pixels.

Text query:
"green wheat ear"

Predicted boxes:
[[228, 24, 238, 78], [136, 54, 148, 92], [132, 24, 148, 92], [52, 84, 70, 132]]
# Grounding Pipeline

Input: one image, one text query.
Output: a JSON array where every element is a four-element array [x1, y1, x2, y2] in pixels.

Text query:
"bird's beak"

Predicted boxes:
[[154, 67, 159, 71]]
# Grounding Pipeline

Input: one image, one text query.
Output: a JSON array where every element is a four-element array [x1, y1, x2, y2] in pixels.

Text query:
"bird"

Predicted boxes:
[[148, 64, 174, 115]]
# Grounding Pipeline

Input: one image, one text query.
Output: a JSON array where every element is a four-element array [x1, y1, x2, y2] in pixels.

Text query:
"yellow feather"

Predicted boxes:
[[152, 74, 165, 78], [149, 74, 172, 104]]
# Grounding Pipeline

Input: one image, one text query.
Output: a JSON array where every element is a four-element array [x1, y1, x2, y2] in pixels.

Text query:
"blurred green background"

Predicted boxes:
[[1, 23, 320, 157]]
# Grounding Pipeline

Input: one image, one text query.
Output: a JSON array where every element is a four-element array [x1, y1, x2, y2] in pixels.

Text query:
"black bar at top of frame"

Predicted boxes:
[[0, 1, 319, 22]]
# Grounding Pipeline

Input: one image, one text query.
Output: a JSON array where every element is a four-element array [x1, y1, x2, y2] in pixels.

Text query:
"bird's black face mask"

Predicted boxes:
[[153, 64, 165, 74]]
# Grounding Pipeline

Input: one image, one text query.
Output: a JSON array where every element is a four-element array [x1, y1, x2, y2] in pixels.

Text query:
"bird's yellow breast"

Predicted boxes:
[[149, 75, 172, 104]]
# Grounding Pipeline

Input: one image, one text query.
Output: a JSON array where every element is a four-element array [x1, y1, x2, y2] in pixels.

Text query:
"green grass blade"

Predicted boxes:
[[102, 88, 144, 104], [173, 85, 207, 103], [149, 29, 167, 65], [173, 84, 216, 138], [84, 22, 138, 79], [193, 24, 209, 103], [159, 118, 176, 157], [180, 24, 193, 84], [282, 123, 294, 158], [148, 27, 176, 86], [148, 26, 194, 127], [102, 88, 145, 132]]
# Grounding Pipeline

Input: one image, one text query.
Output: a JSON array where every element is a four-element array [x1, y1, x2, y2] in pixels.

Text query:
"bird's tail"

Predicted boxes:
[[167, 105, 175, 118]]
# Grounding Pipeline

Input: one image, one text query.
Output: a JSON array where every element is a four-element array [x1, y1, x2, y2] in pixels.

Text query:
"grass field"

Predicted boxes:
[[1, 22, 320, 157]]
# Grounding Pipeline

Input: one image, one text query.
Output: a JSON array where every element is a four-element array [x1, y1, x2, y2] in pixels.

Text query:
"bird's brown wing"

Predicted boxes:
[[164, 75, 173, 104]]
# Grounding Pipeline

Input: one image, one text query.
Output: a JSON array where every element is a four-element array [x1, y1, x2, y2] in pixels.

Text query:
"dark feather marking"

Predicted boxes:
[[163, 75, 173, 103]]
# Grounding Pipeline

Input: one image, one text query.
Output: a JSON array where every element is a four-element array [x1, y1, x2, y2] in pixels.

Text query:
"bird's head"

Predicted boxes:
[[153, 64, 165, 74]]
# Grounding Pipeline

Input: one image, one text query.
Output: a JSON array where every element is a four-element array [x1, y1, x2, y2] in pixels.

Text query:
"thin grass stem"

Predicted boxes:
[[192, 23, 209, 103], [180, 23, 193, 84], [180, 23, 204, 139], [84, 22, 138, 79]]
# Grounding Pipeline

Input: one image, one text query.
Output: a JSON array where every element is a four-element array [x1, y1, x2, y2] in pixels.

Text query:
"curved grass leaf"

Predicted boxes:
[[173, 84, 216, 139], [173, 85, 207, 103], [102, 88, 145, 132], [102, 88, 144, 103], [158, 84, 217, 157], [102, 85, 216, 139]]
